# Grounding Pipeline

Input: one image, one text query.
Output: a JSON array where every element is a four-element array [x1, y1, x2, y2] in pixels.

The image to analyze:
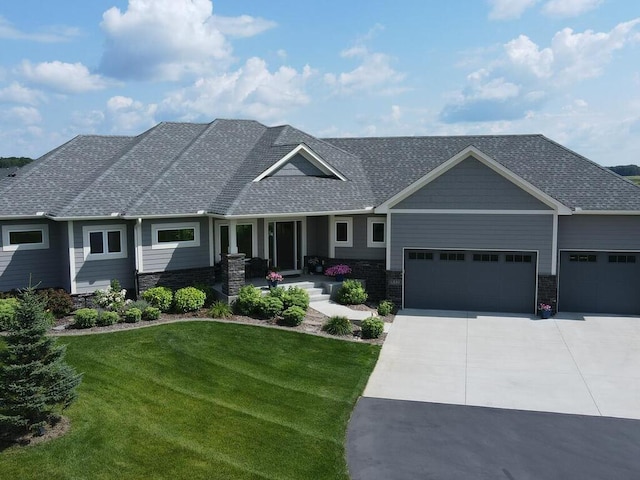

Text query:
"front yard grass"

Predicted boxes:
[[0, 321, 380, 479]]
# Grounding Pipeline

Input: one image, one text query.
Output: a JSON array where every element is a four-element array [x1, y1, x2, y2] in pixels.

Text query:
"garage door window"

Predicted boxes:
[[569, 254, 596, 262], [609, 255, 636, 263], [473, 254, 498, 262], [440, 252, 464, 261], [506, 254, 532, 263], [408, 251, 433, 260]]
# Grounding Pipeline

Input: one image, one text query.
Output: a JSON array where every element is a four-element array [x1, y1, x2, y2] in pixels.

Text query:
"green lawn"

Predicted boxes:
[[0, 322, 380, 479]]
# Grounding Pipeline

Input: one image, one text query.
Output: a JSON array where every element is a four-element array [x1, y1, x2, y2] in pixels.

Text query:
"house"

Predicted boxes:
[[1, 119, 639, 315]]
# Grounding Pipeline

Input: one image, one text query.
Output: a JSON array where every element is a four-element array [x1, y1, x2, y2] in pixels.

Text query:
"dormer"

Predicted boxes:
[[253, 144, 347, 182]]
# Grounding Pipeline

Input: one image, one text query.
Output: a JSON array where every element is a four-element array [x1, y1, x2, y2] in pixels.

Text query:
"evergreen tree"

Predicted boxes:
[[0, 288, 82, 436]]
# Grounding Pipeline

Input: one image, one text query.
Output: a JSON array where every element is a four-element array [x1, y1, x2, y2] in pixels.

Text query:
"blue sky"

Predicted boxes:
[[0, 0, 638, 166]]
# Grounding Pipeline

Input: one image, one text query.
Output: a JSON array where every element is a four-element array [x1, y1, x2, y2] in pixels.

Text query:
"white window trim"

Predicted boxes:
[[367, 217, 386, 248], [215, 220, 258, 260], [151, 222, 200, 250], [2, 224, 49, 251], [334, 217, 353, 248], [83, 225, 127, 261]]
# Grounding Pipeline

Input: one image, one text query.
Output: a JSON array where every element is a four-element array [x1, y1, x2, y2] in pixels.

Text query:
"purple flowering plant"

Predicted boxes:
[[266, 271, 283, 282], [325, 264, 352, 277], [538, 303, 552, 312]]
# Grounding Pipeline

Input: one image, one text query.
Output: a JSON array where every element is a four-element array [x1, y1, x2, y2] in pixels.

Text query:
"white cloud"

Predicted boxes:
[[106, 95, 157, 132], [542, 0, 603, 17], [0, 82, 46, 105], [19, 60, 111, 94], [505, 35, 554, 78], [160, 57, 313, 121], [8, 106, 42, 125], [0, 15, 80, 43], [210, 14, 276, 38], [488, 0, 538, 20]]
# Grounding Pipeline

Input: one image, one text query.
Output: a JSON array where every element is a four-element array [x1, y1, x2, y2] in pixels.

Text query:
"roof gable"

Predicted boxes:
[[253, 144, 347, 182]]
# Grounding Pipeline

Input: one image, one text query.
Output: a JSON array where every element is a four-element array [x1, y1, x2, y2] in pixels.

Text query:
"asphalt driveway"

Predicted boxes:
[[364, 310, 640, 419]]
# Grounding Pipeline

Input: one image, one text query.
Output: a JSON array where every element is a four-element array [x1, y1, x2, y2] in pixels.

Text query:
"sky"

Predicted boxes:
[[0, 0, 638, 166]]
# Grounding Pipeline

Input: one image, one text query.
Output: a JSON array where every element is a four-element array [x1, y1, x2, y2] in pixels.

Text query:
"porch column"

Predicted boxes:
[[228, 219, 238, 254], [222, 253, 245, 298]]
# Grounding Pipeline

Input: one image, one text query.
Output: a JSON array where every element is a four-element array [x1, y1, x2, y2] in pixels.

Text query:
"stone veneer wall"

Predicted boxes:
[[323, 258, 386, 301], [385, 270, 402, 307], [222, 253, 246, 297], [537, 274, 558, 313], [137, 266, 216, 294]]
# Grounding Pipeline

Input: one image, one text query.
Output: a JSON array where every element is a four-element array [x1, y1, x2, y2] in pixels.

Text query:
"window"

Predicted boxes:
[[473, 253, 499, 262], [367, 217, 386, 248], [609, 255, 636, 263], [333, 217, 353, 247], [2, 224, 49, 251], [408, 251, 433, 260], [152, 222, 200, 249], [440, 252, 465, 261], [569, 254, 596, 263], [83, 225, 127, 260], [219, 223, 254, 257], [506, 254, 533, 263]]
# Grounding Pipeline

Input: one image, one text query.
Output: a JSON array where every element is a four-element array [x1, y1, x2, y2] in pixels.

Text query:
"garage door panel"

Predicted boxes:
[[559, 252, 640, 314], [405, 250, 536, 313]]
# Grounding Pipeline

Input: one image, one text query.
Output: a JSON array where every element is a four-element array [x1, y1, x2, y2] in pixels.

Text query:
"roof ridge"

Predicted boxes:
[[323, 133, 544, 141]]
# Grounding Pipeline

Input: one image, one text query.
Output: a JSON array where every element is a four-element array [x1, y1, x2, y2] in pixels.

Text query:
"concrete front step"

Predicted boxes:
[[278, 280, 335, 302]]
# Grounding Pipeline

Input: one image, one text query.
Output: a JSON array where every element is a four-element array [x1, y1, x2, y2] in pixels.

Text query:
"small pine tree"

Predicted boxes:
[[0, 288, 82, 437]]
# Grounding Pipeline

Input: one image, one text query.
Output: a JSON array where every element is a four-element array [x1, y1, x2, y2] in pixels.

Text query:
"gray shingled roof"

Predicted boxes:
[[0, 119, 639, 219]]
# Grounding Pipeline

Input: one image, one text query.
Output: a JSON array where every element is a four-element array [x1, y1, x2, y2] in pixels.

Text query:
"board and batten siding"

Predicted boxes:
[[73, 220, 136, 293], [394, 157, 551, 211], [558, 215, 640, 250], [334, 215, 385, 260], [142, 217, 210, 272], [0, 219, 64, 291], [390, 213, 554, 273]]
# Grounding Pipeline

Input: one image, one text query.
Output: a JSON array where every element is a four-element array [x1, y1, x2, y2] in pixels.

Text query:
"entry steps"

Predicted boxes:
[[263, 280, 339, 302]]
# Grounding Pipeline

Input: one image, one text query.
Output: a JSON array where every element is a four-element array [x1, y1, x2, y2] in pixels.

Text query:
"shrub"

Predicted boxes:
[[337, 280, 368, 305], [97, 310, 120, 326], [94, 279, 128, 311], [279, 306, 305, 327], [126, 300, 150, 311], [142, 306, 160, 321], [142, 287, 173, 312], [39, 288, 74, 318], [234, 285, 263, 316], [361, 317, 385, 339], [268, 286, 286, 300], [258, 296, 284, 319], [74, 308, 98, 328], [173, 287, 206, 313], [209, 301, 232, 319], [193, 283, 216, 307], [282, 287, 310, 311], [377, 300, 395, 317], [124, 307, 142, 323], [0, 297, 20, 330], [322, 316, 353, 336]]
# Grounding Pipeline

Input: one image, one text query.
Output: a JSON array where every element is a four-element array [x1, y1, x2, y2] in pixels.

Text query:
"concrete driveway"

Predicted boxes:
[[364, 310, 640, 419]]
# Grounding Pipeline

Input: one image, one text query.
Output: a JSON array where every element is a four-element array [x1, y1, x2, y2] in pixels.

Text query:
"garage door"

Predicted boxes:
[[404, 250, 537, 313], [559, 251, 640, 314]]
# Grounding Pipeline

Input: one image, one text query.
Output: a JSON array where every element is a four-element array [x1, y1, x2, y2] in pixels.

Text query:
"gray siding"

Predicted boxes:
[[395, 157, 551, 210], [307, 216, 329, 257], [74, 220, 136, 293], [270, 153, 326, 177], [558, 215, 640, 250], [390, 213, 554, 274], [0, 219, 64, 291], [335, 215, 386, 261], [142, 217, 210, 272], [257, 219, 265, 258]]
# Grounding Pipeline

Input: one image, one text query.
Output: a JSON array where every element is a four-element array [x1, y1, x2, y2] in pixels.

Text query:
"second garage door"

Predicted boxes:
[[404, 250, 537, 313]]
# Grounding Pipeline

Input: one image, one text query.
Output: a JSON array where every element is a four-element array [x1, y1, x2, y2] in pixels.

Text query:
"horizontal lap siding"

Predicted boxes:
[[74, 220, 136, 293], [390, 213, 553, 273], [142, 217, 210, 272], [0, 220, 64, 291], [558, 215, 640, 250], [335, 215, 385, 260]]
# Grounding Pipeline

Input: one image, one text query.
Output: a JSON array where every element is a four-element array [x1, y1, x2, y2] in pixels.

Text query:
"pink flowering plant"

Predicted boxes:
[[266, 271, 283, 282], [325, 264, 352, 277], [538, 303, 552, 312]]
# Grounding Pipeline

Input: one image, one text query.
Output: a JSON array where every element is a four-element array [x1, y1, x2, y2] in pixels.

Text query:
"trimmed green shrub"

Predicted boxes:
[[125, 300, 150, 312], [337, 279, 368, 305], [279, 306, 305, 327], [258, 296, 284, 319], [234, 285, 263, 316], [97, 310, 120, 326], [322, 316, 353, 336], [142, 306, 160, 321], [377, 300, 395, 317], [39, 288, 74, 318], [142, 287, 173, 312], [283, 286, 310, 311], [124, 307, 142, 323], [209, 300, 233, 319], [267, 286, 286, 301], [194, 283, 216, 307], [173, 287, 206, 313], [0, 297, 20, 330], [361, 317, 384, 339], [74, 308, 98, 328]]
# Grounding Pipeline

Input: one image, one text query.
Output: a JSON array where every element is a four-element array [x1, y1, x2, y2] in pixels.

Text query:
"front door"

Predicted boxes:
[[268, 220, 304, 273]]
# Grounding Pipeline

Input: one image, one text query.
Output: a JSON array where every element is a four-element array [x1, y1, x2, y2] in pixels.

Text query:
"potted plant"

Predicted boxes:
[[308, 256, 323, 274], [538, 303, 552, 319], [325, 264, 352, 282], [266, 271, 283, 288]]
